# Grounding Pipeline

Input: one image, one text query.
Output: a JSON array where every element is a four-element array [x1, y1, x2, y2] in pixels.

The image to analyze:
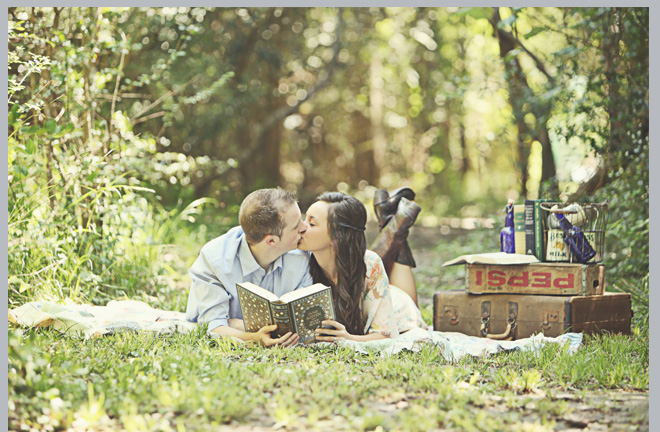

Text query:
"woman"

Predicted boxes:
[[297, 192, 427, 342]]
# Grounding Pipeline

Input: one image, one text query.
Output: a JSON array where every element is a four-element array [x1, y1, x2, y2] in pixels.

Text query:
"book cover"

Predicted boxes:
[[533, 199, 550, 260], [523, 200, 535, 256], [524, 199, 550, 260], [236, 282, 335, 345], [289, 290, 336, 345], [513, 204, 526, 255]]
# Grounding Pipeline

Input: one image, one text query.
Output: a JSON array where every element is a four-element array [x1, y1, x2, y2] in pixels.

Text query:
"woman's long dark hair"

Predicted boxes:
[[309, 192, 368, 335]]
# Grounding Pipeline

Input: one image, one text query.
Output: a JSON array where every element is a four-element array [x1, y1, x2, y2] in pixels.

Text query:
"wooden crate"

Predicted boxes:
[[465, 262, 605, 296]]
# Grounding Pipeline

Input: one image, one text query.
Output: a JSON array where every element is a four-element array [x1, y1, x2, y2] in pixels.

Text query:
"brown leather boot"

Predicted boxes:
[[396, 240, 417, 268], [370, 197, 420, 274], [373, 187, 416, 230]]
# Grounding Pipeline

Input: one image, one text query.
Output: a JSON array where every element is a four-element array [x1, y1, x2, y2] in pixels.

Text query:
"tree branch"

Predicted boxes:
[[95, 93, 153, 100], [566, 158, 609, 201], [132, 111, 166, 125], [108, 30, 128, 144], [496, 24, 555, 85], [131, 74, 200, 124]]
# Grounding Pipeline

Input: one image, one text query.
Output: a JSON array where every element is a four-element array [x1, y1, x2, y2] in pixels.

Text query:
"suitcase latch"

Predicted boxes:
[[444, 306, 458, 325], [480, 301, 491, 337], [542, 310, 559, 329], [480, 301, 518, 340]]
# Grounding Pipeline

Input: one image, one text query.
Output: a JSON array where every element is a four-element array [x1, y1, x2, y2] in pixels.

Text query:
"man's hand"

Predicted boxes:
[[255, 324, 300, 347], [314, 319, 353, 342]]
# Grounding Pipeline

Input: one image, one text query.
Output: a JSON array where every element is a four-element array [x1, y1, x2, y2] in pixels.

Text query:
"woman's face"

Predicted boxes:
[[298, 200, 333, 253]]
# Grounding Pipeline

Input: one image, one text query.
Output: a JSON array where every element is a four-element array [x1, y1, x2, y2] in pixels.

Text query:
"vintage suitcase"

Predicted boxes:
[[465, 263, 605, 296], [433, 291, 631, 339]]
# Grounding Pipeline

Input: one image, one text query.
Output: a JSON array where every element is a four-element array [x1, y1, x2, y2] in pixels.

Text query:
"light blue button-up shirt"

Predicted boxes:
[[185, 226, 313, 332]]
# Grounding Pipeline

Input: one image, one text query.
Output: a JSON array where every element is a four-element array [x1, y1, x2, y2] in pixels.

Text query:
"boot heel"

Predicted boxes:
[[373, 188, 416, 230]]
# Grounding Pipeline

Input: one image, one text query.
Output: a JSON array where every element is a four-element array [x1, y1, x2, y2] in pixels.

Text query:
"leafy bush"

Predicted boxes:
[[8, 112, 210, 307], [596, 143, 649, 329], [7, 16, 218, 308]]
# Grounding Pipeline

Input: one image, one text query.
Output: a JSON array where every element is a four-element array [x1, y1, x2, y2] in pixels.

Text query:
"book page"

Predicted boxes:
[[442, 252, 540, 266], [279, 283, 329, 303], [236, 282, 280, 302]]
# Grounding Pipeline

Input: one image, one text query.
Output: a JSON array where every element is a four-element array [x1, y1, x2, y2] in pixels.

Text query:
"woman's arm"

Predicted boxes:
[[345, 332, 389, 342], [314, 319, 390, 342]]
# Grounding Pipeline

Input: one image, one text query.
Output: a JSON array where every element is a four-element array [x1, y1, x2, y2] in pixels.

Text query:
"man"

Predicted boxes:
[[186, 188, 312, 347]]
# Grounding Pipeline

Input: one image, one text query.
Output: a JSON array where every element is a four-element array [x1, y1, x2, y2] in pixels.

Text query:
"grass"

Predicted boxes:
[[9, 325, 649, 431], [8, 223, 649, 431]]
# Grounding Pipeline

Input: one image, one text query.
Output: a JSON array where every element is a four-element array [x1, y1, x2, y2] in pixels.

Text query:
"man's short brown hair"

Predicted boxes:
[[239, 188, 298, 245]]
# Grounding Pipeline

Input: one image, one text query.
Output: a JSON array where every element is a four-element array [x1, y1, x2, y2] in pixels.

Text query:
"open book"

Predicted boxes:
[[442, 252, 540, 267], [236, 282, 335, 345]]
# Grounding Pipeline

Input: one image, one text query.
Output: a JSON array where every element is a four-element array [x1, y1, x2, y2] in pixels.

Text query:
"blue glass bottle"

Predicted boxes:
[[500, 200, 515, 253], [555, 213, 596, 263]]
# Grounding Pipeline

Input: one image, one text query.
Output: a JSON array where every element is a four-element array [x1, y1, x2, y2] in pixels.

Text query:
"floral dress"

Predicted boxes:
[[362, 250, 428, 337]]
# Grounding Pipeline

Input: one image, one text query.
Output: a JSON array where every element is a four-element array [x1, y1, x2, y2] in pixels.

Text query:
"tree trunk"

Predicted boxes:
[[459, 119, 469, 177], [489, 8, 561, 199], [538, 122, 559, 198], [369, 51, 386, 176], [354, 111, 378, 187], [43, 8, 62, 209], [257, 119, 282, 188], [509, 61, 530, 198]]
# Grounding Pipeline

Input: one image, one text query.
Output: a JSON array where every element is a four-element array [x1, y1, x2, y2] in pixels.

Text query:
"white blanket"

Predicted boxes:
[[333, 327, 583, 361], [9, 300, 583, 361], [8, 300, 197, 338]]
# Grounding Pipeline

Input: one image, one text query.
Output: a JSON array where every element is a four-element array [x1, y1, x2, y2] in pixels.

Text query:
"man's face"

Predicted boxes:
[[274, 203, 306, 253]]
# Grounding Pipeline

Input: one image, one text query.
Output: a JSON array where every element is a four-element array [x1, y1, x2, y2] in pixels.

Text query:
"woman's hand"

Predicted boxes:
[[314, 319, 353, 342]]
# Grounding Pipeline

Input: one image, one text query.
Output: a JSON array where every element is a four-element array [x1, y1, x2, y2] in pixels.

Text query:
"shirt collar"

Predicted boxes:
[[270, 253, 284, 273], [238, 236, 262, 277], [238, 235, 284, 276]]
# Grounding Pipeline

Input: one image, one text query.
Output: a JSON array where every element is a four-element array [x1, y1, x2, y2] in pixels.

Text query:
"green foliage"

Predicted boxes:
[[8, 329, 57, 431], [455, 7, 493, 20], [596, 143, 648, 326], [8, 10, 222, 308], [8, 7, 648, 219], [8, 99, 199, 306]]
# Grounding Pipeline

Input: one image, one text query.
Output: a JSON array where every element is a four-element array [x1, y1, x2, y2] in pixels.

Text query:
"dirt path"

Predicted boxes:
[[481, 389, 649, 431]]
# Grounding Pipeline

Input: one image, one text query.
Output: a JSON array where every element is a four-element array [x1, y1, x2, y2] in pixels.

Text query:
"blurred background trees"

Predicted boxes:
[[8, 7, 648, 317]]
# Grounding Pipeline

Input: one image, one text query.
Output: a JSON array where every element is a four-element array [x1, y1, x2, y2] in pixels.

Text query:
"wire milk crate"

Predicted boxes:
[[540, 202, 608, 263]]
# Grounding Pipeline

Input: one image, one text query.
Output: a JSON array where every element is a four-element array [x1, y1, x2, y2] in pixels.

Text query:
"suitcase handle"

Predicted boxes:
[[480, 318, 516, 340]]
